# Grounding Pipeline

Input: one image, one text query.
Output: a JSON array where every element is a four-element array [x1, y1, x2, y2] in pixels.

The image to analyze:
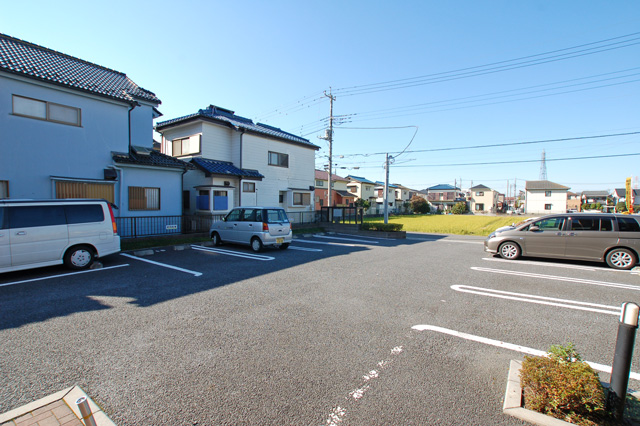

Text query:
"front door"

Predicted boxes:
[[522, 216, 566, 257]]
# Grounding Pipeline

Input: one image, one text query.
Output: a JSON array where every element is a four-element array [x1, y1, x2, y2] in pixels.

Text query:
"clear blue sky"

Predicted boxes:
[[3, 0, 639, 194]]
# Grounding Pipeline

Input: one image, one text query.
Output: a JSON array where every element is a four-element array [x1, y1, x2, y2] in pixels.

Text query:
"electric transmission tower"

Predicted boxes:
[[539, 149, 548, 180]]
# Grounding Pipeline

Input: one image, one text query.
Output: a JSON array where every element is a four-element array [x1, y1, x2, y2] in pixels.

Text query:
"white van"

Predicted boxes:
[[0, 199, 121, 273]]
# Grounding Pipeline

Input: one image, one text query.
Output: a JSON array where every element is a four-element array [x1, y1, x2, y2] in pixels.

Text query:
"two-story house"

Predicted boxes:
[[373, 182, 398, 212], [580, 190, 611, 211], [468, 184, 499, 213], [393, 184, 415, 213], [524, 180, 570, 214], [612, 187, 639, 212], [156, 105, 319, 216], [0, 33, 189, 225], [314, 170, 355, 210], [425, 184, 464, 212], [346, 176, 377, 213]]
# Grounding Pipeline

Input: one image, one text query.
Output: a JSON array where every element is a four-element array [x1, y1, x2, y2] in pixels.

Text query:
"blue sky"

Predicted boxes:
[[3, 0, 639, 194]]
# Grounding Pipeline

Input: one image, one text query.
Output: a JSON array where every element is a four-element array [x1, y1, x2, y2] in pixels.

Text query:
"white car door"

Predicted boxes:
[[8, 205, 69, 266], [0, 207, 10, 268]]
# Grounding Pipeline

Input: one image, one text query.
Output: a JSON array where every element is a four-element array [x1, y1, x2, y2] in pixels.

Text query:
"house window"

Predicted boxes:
[[545, 204, 552, 210], [293, 192, 310, 206], [279, 191, 286, 204], [316, 180, 324, 187], [365, 186, 371, 191], [268, 151, 288, 167], [55, 181, 114, 203], [349, 186, 357, 193], [243, 182, 256, 192], [475, 203, 484, 211], [476, 191, 484, 196], [172, 135, 200, 156], [545, 191, 552, 197], [0, 181, 8, 199], [319, 199, 324, 207], [13, 95, 81, 126], [129, 187, 160, 211]]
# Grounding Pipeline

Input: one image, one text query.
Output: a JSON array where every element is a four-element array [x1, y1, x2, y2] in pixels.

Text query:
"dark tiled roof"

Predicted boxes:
[[581, 190, 609, 197], [525, 180, 570, 191], [470, 184, 491, 190], [0, 33, 160, 104], [335, 190, 355, 198], [156, 105, 317, 149], [112, 147, 192, 169], [191, 157, 264, 179]]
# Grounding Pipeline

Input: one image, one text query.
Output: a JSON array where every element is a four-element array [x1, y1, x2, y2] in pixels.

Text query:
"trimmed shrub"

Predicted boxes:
[[520, 343, 605, 425], [451, 201, 467, 215], [616, 202, 628, 213], [361, 222, 403, 232], [410, 196, 430, 214]]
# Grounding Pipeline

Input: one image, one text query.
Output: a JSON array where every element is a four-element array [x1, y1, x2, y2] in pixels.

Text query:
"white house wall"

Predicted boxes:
[[160, 122, 203, 157], [525, 190, 567, 214], [201, 122, 234, 162], [241, 133, 314, 210]]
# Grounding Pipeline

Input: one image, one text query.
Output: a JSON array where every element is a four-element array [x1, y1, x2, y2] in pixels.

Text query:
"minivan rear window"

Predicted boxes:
[[8, 206, 66, 228], [265, 209, 289, 223], [618, 217, 640, 232], [65, 204, 104, 224]]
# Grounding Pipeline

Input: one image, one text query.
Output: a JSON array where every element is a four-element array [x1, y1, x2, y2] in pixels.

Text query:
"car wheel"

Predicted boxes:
[[64, 245, 95, 270], [498, 242, 521, 260], [211, 232, 222, 246], [606, 248, 636, 270], [251, 237, 263, 253], [279, 243, 290, 250]]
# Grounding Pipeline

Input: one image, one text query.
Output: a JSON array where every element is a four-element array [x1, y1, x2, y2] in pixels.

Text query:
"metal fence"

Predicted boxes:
[[116, 214, 225, 238]]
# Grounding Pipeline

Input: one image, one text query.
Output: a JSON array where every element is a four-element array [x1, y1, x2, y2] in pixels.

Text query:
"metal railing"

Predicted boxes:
[[116, 214, 225, 238]]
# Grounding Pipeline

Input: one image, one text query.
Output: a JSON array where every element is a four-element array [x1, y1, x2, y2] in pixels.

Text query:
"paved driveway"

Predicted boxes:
[[1, 233, 638, 425]]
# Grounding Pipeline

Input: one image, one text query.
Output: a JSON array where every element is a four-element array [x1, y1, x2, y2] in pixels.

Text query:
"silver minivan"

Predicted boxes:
[[484, 213, 640, 270], [210, 207, 292, 252], [0, 199, 121, 273]]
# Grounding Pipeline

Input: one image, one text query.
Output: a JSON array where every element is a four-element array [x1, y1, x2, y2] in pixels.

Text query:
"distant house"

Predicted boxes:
[[612, 188, 639, 211], [345, 176, 377, 213], [566, 192, 580, 212], [524, 180, 569, 214], [580, 190, 610, 210], [424, 184, 465, 211], [314, 170, 355, 209], [0, 33, 189, 224], [468, 184, 499, 213], [156, 105, 319, 216], [373, 182, 398, 212], [393, 184, 416, 213]]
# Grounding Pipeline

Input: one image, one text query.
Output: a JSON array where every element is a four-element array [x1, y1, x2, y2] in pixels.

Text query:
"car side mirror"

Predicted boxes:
[[529, 226, 540, 232]]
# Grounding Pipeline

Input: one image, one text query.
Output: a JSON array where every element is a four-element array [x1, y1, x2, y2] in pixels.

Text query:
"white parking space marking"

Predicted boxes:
[[0, 264, 129, 288], [412, 324, 640, 381], [288, 246, 323, 252], [313, 235, 379, 244], [482, 257, 621, 273], [121, 253, 203, 276], [293, 239, 356, 247], [471, 267, 640, 292], [452, 285, 621, 316], [191, 245, 275, 261]]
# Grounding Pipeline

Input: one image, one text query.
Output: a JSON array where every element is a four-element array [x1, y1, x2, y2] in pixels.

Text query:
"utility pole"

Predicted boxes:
[[324, 89, 335, 208], [384, 153, 392, 224]]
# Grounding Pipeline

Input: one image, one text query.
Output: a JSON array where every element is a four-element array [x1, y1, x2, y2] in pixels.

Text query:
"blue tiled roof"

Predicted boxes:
[[156, 105, 318, 149], [427, 184, 460, 191], [0, 33, 160, 104], [346, 175, 376, 184], [192, 158, 264, 179]]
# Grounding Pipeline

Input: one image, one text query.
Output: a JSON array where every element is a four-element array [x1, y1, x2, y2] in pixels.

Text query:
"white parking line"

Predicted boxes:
[[288, 246, 323, 252], [471, 266, 640, 292], [191, 245, 275, 261], [482, 257, 619, 272], [121, 253, 203, 276], [313, 235, 379, 244], [451, 285, 620, 315], [412, 324, 640, 380], [0, 264, 129, 288], [293, 239, 356, 247]]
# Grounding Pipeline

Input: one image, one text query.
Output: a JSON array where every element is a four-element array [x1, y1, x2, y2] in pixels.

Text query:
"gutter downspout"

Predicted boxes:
[[128, 101, 140, 156], [239, 129, 245, 207]]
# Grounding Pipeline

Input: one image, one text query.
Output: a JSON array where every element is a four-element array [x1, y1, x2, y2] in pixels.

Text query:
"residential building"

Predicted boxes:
[[156, 105, 319, 216], [424, 184, 465, 211], [346, 176, 377, 213], [314, 170, 355, 210], [566, 192, 581, 212], [373, 182, 398, 212], [524, 180, 569, 214], [612, 188, 639, 211], [0, 33, 188, 219], [468, 184, 499, 213], [393, 184, 416, 213], [580, 190, 611, 211]]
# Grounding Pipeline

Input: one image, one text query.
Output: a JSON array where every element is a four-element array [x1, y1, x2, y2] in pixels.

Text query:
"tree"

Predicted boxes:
[[616, 202, 627, 213], [410, 195, 430, 214], [355, 198, 371, 210], [451, 201, 467, 215]]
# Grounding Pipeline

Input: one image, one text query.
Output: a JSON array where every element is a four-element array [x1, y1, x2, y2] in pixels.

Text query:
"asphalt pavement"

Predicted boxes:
[[1, 232, 638, 425]]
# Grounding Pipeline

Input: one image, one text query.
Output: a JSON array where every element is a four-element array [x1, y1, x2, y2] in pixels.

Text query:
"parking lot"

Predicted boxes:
[[1, 232, 640, 425]]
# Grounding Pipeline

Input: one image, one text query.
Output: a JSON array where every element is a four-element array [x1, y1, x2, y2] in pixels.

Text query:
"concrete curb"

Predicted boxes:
[[0, 385, 116, 425], [503, 360, 573, 425]]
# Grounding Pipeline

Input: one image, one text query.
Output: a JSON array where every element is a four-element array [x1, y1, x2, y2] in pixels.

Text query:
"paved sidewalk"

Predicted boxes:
[[0, 386, 116, 426]]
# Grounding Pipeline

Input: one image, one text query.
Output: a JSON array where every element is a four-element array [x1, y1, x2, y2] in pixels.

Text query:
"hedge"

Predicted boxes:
[[361, 222, 404, 232]]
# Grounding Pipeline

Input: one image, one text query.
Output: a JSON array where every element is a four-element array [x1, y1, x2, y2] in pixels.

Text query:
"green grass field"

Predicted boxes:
[[367, 214, 532, 236]]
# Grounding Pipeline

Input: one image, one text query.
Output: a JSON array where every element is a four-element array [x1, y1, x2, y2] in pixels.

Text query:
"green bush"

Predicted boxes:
[[616, 202, 628, 213], [520, 344, 605, 425], [410, 195, 430, 214], [361, 222, 403, 232], [451, 201, 467, 215]]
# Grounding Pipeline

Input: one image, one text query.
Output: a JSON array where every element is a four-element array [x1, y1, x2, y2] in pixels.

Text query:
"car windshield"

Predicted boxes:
[[265, 209, 289, 223]]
